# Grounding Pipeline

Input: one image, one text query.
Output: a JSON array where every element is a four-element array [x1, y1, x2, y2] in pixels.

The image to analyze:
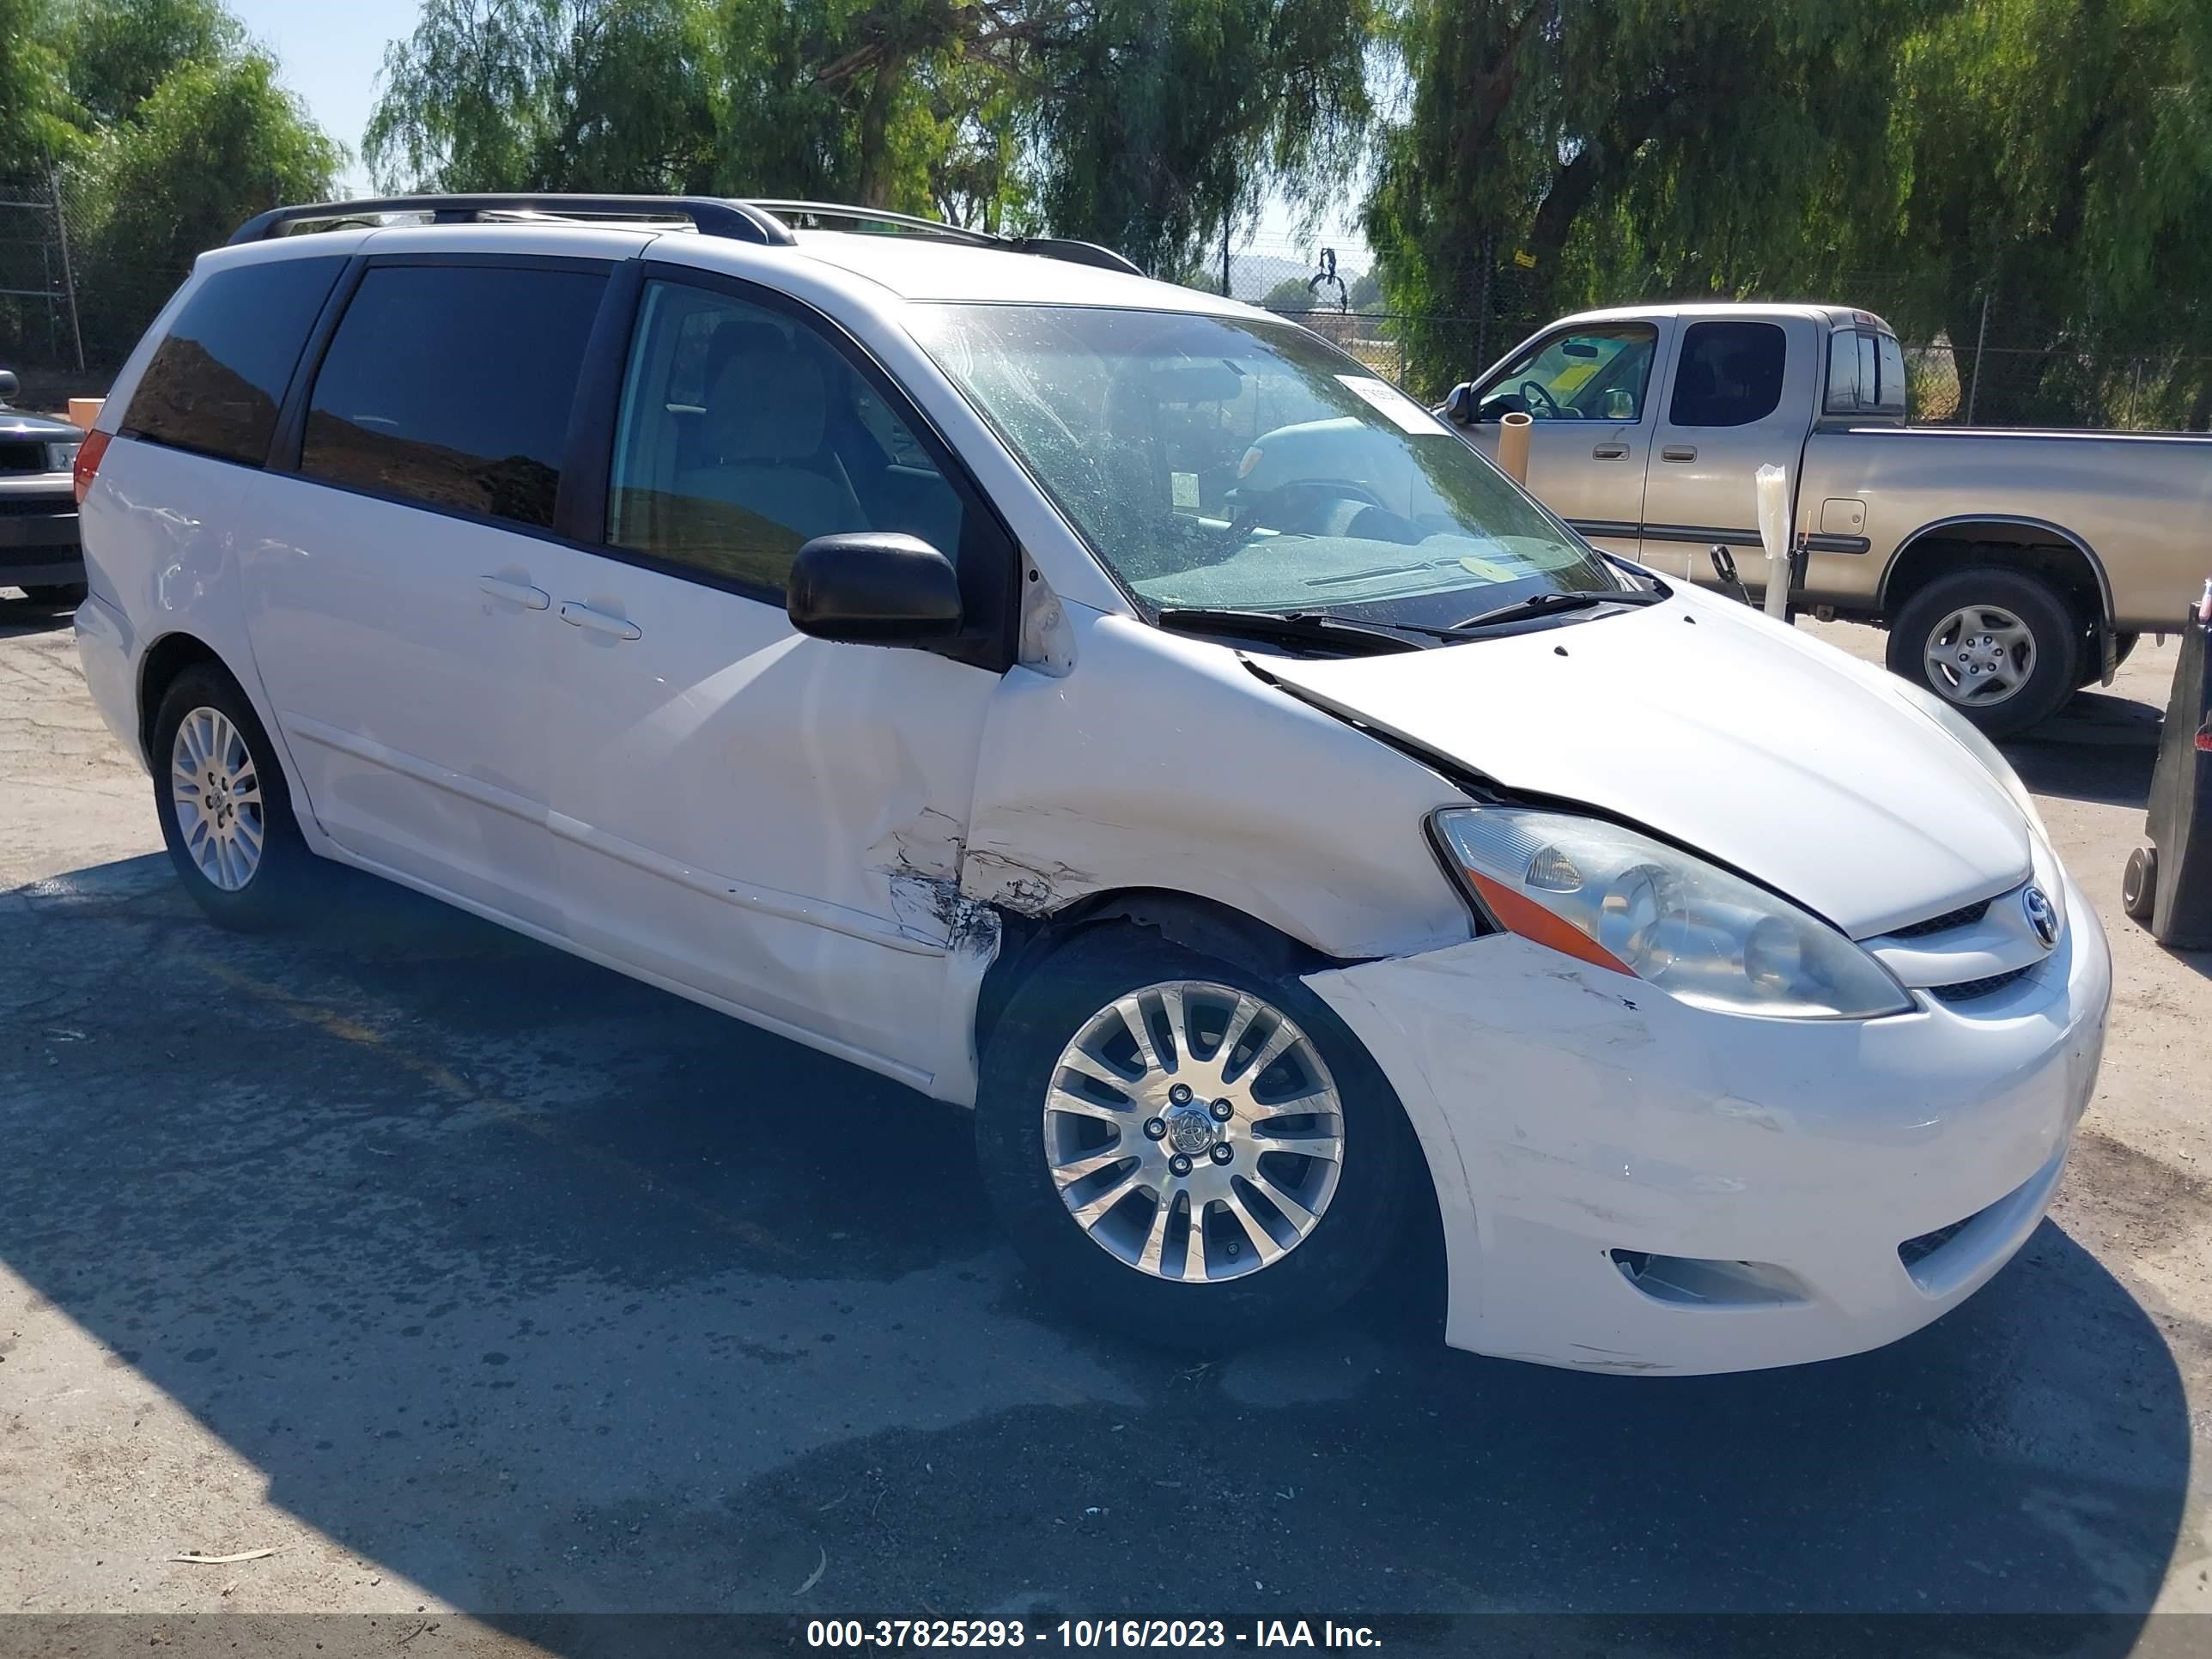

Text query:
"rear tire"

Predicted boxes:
[[975, 927, 1414, 1352], [1888, 568, 2079, 738], [150, 665, 319, 932]]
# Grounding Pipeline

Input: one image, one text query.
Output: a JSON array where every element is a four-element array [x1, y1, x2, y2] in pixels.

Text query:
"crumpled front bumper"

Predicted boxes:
[[1304, 868, 2112, 1376]]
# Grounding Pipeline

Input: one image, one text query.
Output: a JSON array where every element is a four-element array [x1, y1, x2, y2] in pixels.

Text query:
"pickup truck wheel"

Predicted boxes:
[[975, 927, 1413, 1352], [151, 665, 318, 932], [1888, 568, 2080, 738]]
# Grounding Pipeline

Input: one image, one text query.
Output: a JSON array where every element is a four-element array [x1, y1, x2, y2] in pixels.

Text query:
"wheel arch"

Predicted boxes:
[[971, 883, 1450, 1340], [136, 630, 228, 763], [1879, 514, 2114, 631], [974, 885, 1340, 1064]]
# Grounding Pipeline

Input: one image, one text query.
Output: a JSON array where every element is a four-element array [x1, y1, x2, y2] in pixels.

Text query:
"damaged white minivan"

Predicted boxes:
[[76, 197, 2111, 1374]]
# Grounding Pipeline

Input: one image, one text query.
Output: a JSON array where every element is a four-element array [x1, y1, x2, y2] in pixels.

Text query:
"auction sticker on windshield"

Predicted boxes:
[[1336, 374, 1451, 435]]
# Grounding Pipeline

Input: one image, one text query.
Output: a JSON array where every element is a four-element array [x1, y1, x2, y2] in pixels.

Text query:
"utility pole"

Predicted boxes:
[[1220, 216, 1231, 299], [1966, 290, 1990, 425], [50, 167, 84, 374]]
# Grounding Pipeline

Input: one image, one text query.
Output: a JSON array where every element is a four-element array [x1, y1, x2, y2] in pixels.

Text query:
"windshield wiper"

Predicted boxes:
[[1443, 586, 1665, 634], [1152, 607, 1425, 655]]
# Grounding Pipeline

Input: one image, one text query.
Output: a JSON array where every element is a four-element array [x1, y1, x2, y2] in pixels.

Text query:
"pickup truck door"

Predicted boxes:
[[1638, 316, 1817, 586], [1462, 319, 1670, 560]]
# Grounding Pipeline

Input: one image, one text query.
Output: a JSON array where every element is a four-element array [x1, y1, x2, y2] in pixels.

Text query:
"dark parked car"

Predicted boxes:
[[0, 368, 86, 605]]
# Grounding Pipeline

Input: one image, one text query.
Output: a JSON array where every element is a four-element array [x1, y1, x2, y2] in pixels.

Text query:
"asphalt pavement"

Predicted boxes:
[[1, 589, 2207, 1655]]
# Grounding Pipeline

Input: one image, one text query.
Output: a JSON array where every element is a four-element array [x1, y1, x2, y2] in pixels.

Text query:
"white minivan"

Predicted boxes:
[[74, 196, 2110, 1374]]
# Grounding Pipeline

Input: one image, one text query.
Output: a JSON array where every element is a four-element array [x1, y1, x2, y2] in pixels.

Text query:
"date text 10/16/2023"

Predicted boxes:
[[806, 1619, 1385, 1649]]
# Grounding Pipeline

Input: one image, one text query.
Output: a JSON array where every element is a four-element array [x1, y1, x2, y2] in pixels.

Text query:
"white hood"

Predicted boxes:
[[1259, 590, 2033, 938]]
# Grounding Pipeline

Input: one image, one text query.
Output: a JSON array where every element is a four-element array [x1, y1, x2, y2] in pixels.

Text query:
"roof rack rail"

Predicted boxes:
[[746, 200, 997, 245], [225, 191, 1145, 277], [749, 199, 1143, 276], [227, 193, 796, 247]]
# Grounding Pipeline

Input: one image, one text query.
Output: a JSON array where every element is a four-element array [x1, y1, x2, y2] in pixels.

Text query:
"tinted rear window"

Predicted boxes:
[[301, 264, 606, 530], [123, 257, 344, 466]]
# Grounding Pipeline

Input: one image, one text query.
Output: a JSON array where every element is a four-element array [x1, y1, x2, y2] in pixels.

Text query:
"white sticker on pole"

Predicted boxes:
[[1337, 374, 1451, 436]]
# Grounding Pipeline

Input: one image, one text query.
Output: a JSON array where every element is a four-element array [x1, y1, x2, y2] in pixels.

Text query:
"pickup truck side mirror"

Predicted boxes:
[[0, 369, 17, 406], [1442, 382, 1480, 426], [787, 532, 963, 647]]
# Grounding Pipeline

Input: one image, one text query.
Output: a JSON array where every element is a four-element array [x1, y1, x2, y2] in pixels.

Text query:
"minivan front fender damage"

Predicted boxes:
[[954, 611, 1475, 958]]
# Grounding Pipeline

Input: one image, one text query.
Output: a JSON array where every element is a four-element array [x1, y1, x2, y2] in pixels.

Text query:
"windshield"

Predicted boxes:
[[908, 305, 1620, 628]]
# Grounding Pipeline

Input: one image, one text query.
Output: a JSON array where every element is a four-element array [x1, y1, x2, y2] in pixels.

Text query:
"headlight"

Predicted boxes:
[[1434, 807, 1915, 1019], [1891, 678, 2049, 843]]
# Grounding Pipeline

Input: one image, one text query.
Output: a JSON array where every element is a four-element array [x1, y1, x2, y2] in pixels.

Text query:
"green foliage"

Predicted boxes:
[[1366, 0, 1920, 395], [0, 0, 78, 173], [1368, 0, 2212, 422], [70, 46, 341, 359], [364, 0, 1373, 276], [61, 0, 245, 128], [367, 0, 720, 192]]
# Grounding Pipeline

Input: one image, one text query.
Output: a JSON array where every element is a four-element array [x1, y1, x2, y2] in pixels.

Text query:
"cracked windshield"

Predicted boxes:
[[910, 306, 1619, 628]]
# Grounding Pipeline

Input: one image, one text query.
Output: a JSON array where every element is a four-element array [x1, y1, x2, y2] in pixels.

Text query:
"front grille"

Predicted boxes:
[[0, 495, 74, 517], [1887, 897, 1992, 939], [1929, 965, 2034, 1003], [1899, 1216, 1975, 1268]]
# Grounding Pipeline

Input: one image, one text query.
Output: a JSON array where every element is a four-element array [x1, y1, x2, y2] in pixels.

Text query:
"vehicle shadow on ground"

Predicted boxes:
[[0, 591, 76, 638], [0, 855, 2191, 1644], [2008, 699, 2212, 982]]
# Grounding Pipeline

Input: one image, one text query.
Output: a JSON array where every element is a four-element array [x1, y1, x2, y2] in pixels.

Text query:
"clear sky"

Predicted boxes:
[[225, 0, 1369, 283]]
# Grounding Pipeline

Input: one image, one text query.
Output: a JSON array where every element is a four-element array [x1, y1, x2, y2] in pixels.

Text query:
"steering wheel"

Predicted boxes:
[[1517, 379, 1563, 418], [1223, 478, 1389, 551]]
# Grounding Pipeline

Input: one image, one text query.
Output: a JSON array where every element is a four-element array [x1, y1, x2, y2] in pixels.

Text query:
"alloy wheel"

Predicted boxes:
[[170, 706, 265, 891], [1923, 604, 2037, 707], [1042, 980, 1344, 1283]]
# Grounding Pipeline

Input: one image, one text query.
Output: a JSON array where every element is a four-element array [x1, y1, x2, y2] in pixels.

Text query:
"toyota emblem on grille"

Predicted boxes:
[[2022, 885, 2059, 950]]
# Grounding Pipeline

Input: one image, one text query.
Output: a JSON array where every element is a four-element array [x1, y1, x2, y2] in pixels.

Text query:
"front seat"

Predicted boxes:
[[678, 341, 867, 548]]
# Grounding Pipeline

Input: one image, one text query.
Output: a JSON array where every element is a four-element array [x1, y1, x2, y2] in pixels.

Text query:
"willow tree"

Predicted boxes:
[[1025, 0, 1375, 276], [1364, 0, 1918, 392], [1872, 0, 2212, 424], [367, 0, 721, 192]]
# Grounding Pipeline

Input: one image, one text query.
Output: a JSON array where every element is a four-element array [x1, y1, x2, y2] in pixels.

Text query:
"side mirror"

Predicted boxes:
[[1442, 382, 1479, 426], [0, 369, 17, 405], [787, 532, 963, 646]]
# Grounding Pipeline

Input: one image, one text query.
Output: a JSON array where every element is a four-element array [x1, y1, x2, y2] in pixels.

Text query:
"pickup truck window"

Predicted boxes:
[[1479, 324, 1656, 422], [1669, 320, 1787, 428], [1826, 327, 1908, 419]]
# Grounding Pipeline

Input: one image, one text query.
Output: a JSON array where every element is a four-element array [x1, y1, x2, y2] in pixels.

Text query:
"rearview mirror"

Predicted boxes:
[[787, 532, 963, 646], [1442, 382, 1479, 426]]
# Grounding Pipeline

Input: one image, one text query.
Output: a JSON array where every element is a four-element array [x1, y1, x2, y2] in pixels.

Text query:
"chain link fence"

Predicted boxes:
[[0, 173, 87, 381]]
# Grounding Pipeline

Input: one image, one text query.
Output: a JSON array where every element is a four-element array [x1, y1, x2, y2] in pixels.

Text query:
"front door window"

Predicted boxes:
[[1480, 325, 1659, 422]]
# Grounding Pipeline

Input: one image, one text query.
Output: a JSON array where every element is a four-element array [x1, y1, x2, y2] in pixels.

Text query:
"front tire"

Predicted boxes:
[[1888, 568, 2080, 738], [975, 927, 1414, 1351], [150, 665, 318, 931]]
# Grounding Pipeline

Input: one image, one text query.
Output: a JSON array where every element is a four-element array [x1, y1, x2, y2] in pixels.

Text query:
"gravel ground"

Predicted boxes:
[[0, 589, 2206, 1653]]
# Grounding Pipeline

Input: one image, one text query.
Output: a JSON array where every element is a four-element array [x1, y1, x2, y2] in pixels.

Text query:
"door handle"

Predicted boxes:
[[478, 575, 550, 610], [558, 601, 641, 641], [1592, 442, 1630, 459], [1661, 445, 1698, 462]]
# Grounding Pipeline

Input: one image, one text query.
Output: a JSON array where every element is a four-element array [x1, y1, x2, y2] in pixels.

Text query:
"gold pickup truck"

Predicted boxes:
[[1442, 302, 2212, 736]]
